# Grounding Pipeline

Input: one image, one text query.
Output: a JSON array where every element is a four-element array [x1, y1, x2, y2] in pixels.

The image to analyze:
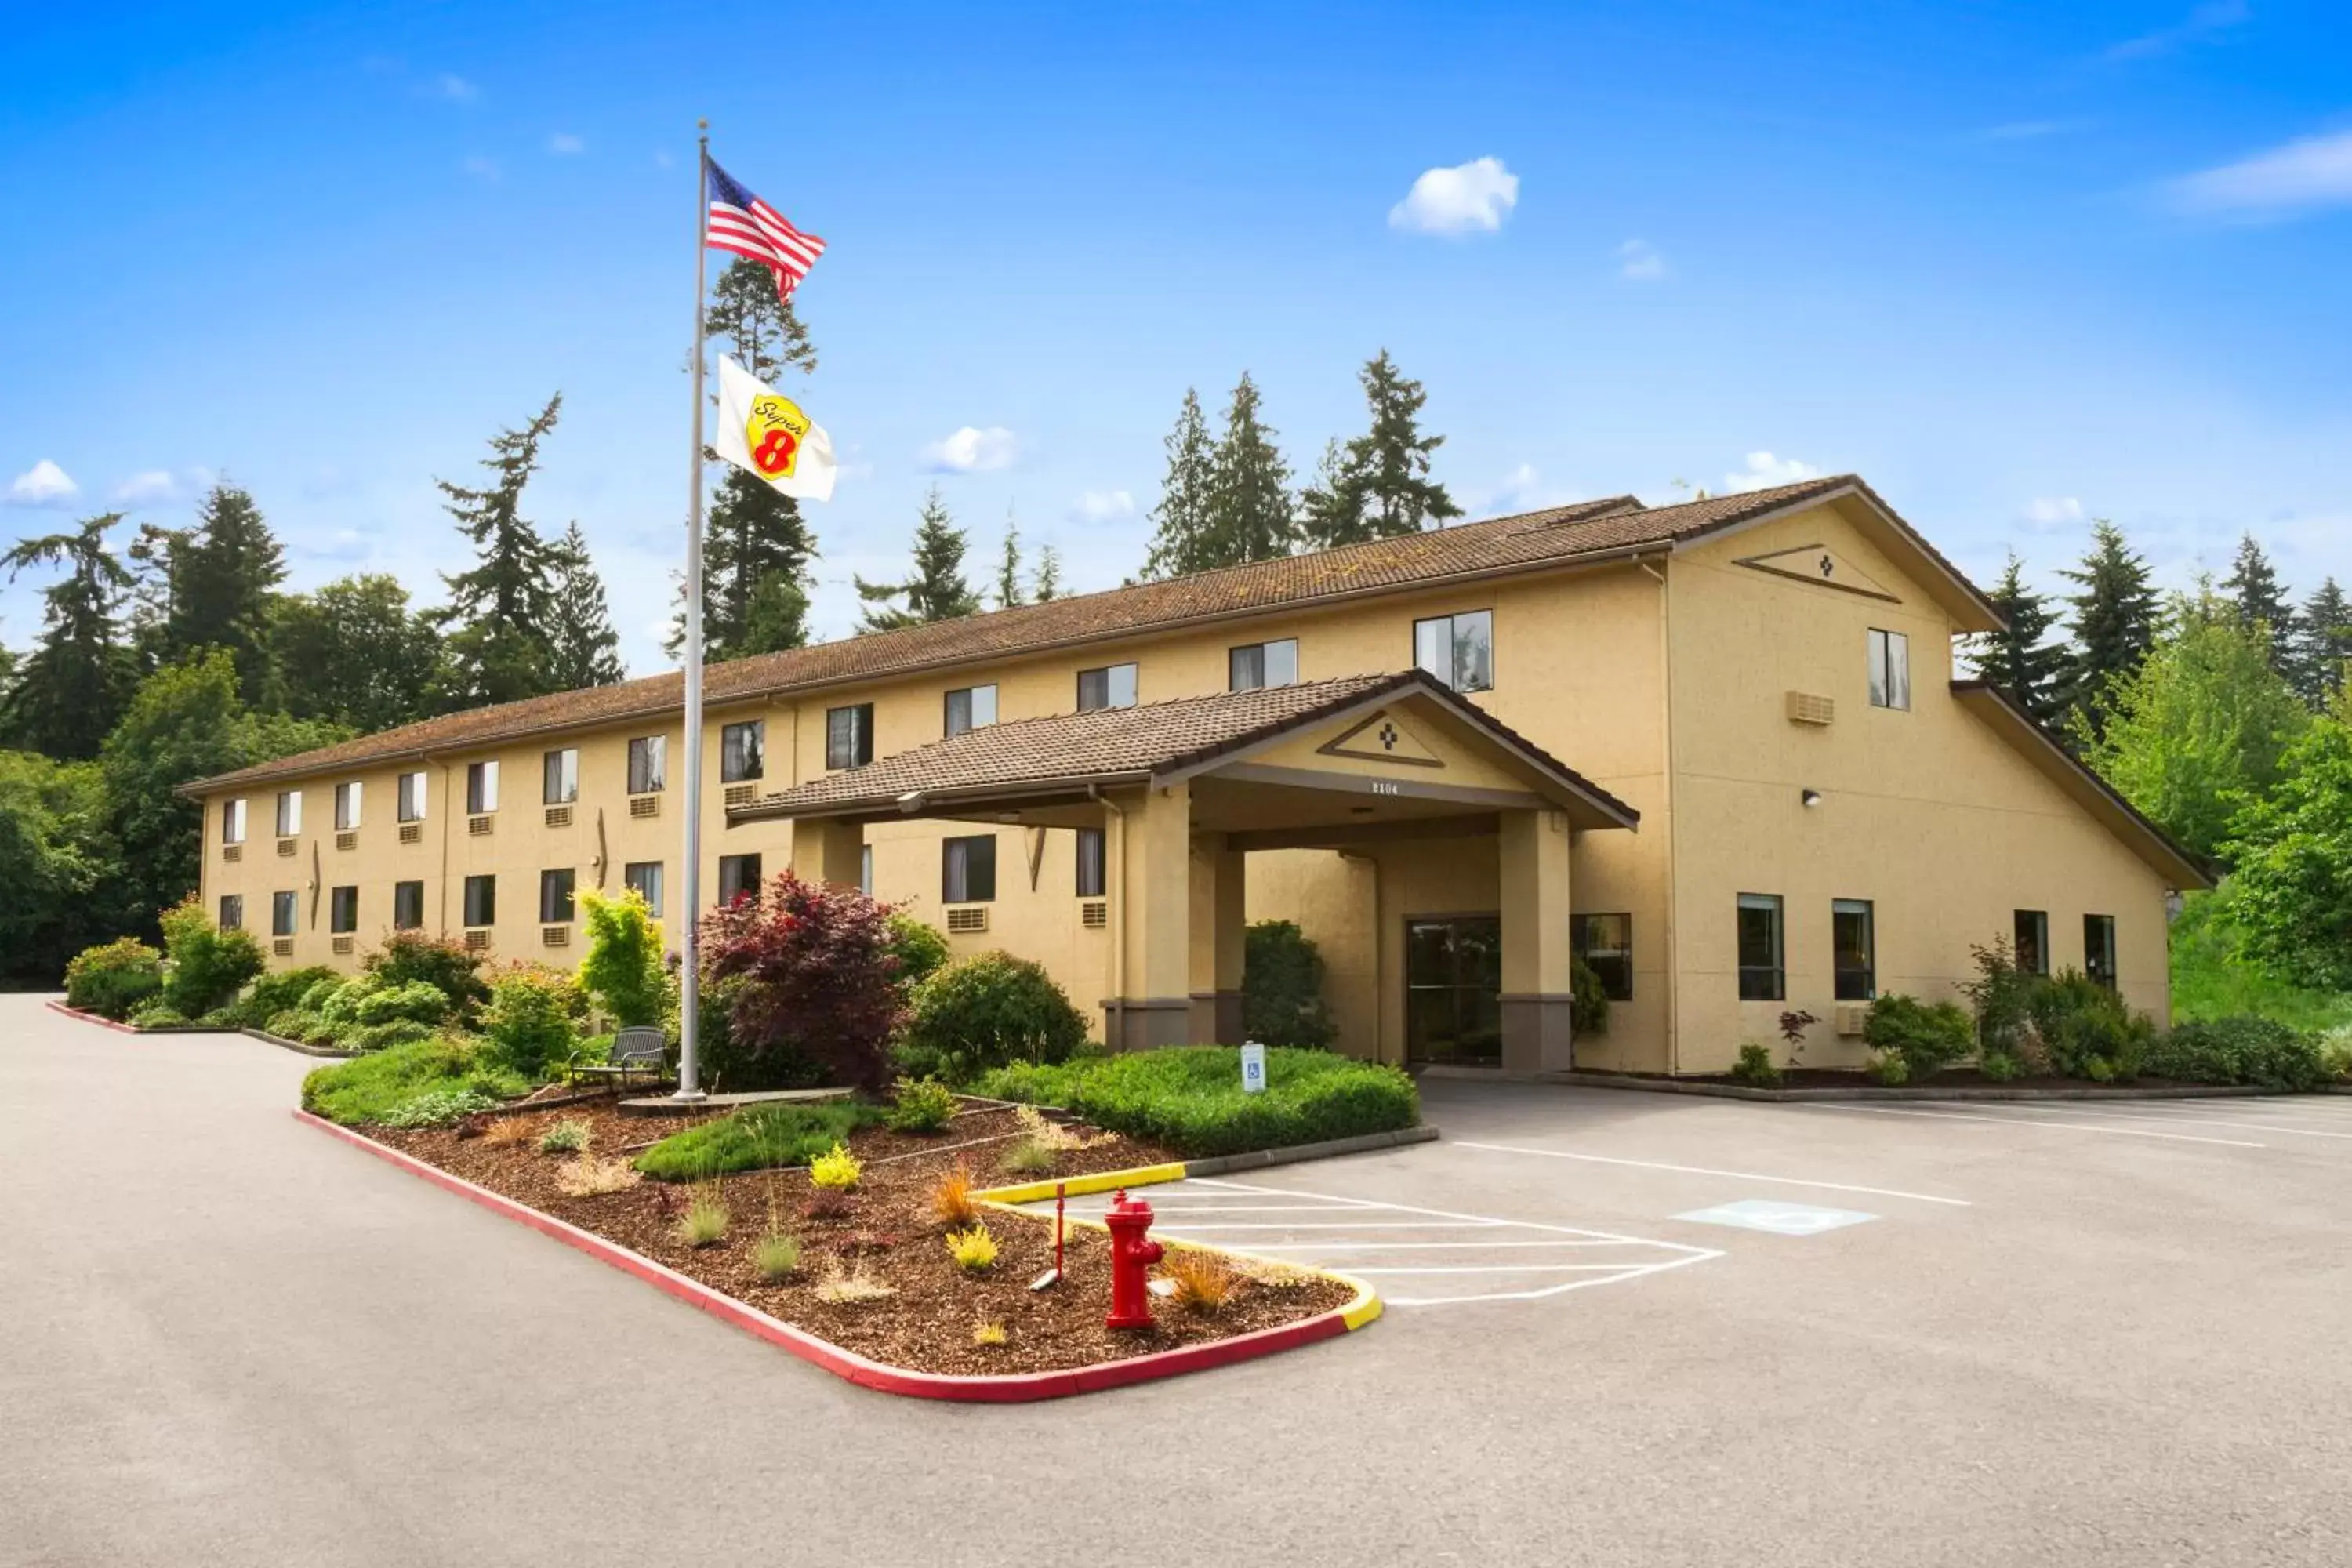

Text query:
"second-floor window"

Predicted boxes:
[[943, 833, 998, 903], [624, 860, 665, 917], [543, 747, 579, 804], [463, 874, 496, 927], [222, 799, 247, 844], [272, 891, 298, 937], [1078, 662, 1138, 712], [1076, 827, 1106, 898], [722, 720, 765, 783], [628, 735, 666, 794], [1414, 610, 1494, 693], [826, 704, 874, 770], [1867, 628, 1911, 710], [466, 760, 499, 814], [397, 771, 426, 823], [275, 789, 303, 837], [331, 886, 359, 935], [1229, 637, 1299, 692], [944, 684, 998, 737], [718, 853, 764, 905], [334, 781, 362, 831]]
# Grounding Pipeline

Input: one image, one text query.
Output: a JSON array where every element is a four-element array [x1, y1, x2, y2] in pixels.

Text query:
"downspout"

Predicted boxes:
[[1090, 782, 1127, 1047], [1638, 556, 1680, 1076], [432, 755, 453, 937]]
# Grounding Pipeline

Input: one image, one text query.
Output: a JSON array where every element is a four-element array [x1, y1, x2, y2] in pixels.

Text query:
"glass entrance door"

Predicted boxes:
[[1406, 915, 1502, 1066]]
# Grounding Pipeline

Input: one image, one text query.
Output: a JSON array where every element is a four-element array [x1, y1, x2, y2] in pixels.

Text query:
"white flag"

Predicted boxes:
[[713, 354, 837, 501]]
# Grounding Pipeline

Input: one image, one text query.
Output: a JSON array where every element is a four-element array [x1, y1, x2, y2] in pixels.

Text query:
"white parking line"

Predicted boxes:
[[1796, 1102, 2267, 1148], [1960, 1103, 2352, 1142], [1454, 1141, 1973, 1207]]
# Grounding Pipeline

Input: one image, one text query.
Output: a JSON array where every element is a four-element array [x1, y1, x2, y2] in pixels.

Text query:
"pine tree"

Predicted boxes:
[[2292, 577, 2352, 709], [165, 482, 286, 702], [1033, 543, 1065, 602], [1142, 388, 1218, 579], [1965, 552, 2070, 726], [706, 256, 818, 383], [1203, 372, 1294, 568], [994, 517, 1026, 609], [1298, 349, 1460, 550], [0, 514, 137, 759], [546, 523, 626, 689], [2220, 532, 2296, 675], [434, 394, 567, 708], [2059, 519, 2161, 743], [855, 488, 983, 632], [274, 575, 443, 733]]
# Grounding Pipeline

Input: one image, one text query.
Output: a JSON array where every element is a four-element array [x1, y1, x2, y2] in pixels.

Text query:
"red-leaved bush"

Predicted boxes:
[[699, 869, 905, 1091]]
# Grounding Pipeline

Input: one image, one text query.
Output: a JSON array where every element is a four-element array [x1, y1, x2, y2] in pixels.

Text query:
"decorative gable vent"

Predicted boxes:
[[1785, 691, 1835, 727], [946, 906, 989, 935]]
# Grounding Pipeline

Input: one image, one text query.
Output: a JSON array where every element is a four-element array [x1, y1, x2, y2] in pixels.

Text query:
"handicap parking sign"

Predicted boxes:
[[1240, 1040, 1267, 1094], [1675, 1199, 1878, 1236]]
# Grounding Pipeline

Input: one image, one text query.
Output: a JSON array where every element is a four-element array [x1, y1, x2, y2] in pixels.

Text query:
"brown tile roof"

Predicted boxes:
[[731, 670, 1639, 827], [188, 473, 1907, 794]]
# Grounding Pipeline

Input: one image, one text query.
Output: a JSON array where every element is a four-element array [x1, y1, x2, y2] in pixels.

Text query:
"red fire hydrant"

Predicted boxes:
[[1103, 1189, 1163, 1330]]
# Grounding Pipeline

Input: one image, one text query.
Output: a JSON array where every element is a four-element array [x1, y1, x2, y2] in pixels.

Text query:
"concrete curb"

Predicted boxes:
[[244, 1027, 359, 1059], [296, 1111, 1375, 1402], [1541, 1069, 2345, 1103]]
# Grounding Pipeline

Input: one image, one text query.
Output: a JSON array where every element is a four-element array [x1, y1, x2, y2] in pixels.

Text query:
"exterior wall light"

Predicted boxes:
[[1801, 789, 1824, 808]]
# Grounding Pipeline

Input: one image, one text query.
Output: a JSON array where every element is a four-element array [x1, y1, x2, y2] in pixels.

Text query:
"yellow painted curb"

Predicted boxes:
[[974, 1160, 1189, 1207]]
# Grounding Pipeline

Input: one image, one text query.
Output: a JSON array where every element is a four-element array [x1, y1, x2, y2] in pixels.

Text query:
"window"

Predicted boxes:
[[859, 845, 873, 897], [826, 704, 874, 770], [271, 891, 298, 937], [2085, 913, 2118, 989], [539, 868, 576, 924], [330, 885, 359, 935], [2014, 909, 2049, 977], [721, 720, 764, 783], [333, 782, 363, 831], [624, 860, 665, 917], [218, 895, 244, 931], [943, 684, 998, 737], [397, 771, 426, 823], [1076, 827, 1107, 898], [1228, 638, 1299, 692], [717, 853, 764, 905], [627, 735, 666, 794], [943, 834, 998, 903], [1737, 893, 1785, 1001], [466, 760, 499, 814], [463, 874, 496, 928], [1573, 913, 1633, 1002], [543, 747, 579, 804], [1867, 628, 1911, 710], [1413, 610, 1494, 693], [1076, 662, 1138, 712], [1832, 898, 1876, 1001], [275, 789, 303, 837], [222, 799, 247, 844], [393, 881, 425, 931]]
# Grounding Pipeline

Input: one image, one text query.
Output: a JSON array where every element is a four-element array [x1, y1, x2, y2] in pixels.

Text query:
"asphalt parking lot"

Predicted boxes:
[[8, 998, 2351, 1567]]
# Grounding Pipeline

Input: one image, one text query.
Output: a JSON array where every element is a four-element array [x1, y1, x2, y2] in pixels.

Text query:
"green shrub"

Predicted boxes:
[[263, 1008, 313, 1040], [884, 1075, 957, 1134], [895, 952, 1089, 1083], [1979, 1051, 2025, 1083], [158, 898, 266, 1017], [971, 1046, 1419, 1159], [300, 978, 343, 1014], [2027, 970, 2154, 1080], [1570, 956, 1610, 1036], [480, 966, 583, 1078], [1242, 920, 1338, 1050], [1962, 938, 2039, 1060], [578, 887, 667, 1026], [65, 938, 165, 1019], [2323, 1028, 2352, 1084], [1729, 1042, 1783, 1087], [301, 1036, 527, 1126], [885, 912, 951, 993], [362, 930, 489, 1013], [305, 1016, 350, 1047], [379, 1087, 509, 1128], [690, 978, 826, 1093], [352, 980, 450, 1028], [539, 1119, 590, 1154], [999, 1136, 1056, 1174], [198, 1006, 241, 1029], [239, 965, 339, 1027], [318, 977, 381, 1025], [346, 1019, 436, 1053], [129, 1003, 192, 1029], [1867, 1051, 1912, 1086], [633, 1099, 884, 1181], [1864, 993, 1976, 1079], [2143, 1016, 2331, 1091]]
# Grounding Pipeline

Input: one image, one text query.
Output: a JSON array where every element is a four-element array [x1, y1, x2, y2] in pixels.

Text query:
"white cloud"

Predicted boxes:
[[1618, 238, 1665, 281], [1722, 452, 1824, 494], [2023, 496, 2085, 525], [7, 459, 78, 506], [921, 426, 1018, 474], [432, 72, 479, 102], [2167, 129, 2352, 219], [1975, 118, 2091, 143], [111, 470, 177, 503], [2107, 0, 2246, 60], [1388, 157, 1519, 235], [547, 132, 585, 155], [1070, 489, 1135, 522], [462, 154, 499, 182]]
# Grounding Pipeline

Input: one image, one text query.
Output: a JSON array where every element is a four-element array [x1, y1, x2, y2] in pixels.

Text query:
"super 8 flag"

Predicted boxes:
[[714, 356, 837, 502], [706, 158, 826, 302]]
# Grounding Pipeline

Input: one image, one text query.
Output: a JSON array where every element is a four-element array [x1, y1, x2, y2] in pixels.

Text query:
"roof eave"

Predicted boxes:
[[729, 769, 1156, 825]]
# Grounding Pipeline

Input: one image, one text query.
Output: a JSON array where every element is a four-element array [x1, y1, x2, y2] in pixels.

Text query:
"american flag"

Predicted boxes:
[[705, 158, 826, 302]]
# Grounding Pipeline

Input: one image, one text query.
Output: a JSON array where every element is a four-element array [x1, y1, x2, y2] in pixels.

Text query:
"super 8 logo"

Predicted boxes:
[[746, 393, 811, 478]]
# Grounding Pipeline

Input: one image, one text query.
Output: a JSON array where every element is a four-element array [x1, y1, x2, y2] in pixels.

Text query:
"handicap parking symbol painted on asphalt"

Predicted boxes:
[[1674, 1199, 1879, 1236]]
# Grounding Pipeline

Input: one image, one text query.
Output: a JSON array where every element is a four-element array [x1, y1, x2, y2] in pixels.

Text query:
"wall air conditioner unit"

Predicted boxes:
[[1786, 691, 1835, 727], [399, 823, 423, 845], [331, 935, 354, 956], [946, 906, 989, 935], [544, 806, 572, 829], [463, 929, 491, 951], [724, 784, 755, 808], [630, 794, 660, 818], [1080, 901, 1108, 929], [469, 815, 493, 837], [1835, 1002, 1872, 1037], [335, 831, 358, 851]]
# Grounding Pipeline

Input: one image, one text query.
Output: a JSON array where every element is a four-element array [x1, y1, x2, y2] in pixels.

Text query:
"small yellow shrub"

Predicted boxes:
[[971, 1319, 1008, 1347], [809, 1142, 862, 1190], [944, 1224, 999, 1272], [930, 1161, 981, 1228]]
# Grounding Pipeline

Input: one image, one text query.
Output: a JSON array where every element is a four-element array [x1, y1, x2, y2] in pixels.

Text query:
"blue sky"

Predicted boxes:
[[5, 1, 2349, 674]]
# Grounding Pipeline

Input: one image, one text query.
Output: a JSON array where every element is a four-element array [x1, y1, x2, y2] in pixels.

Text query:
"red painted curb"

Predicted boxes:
[[292, 1110, 1358, 1402], [45, 1000, 142, 1035]]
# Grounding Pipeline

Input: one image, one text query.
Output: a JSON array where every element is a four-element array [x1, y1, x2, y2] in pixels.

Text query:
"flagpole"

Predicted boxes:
[[673, 121, 712, 1105]]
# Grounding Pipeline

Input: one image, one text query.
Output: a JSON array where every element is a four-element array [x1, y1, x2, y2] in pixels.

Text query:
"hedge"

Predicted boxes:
[[970, 1046, 1419, 1158]]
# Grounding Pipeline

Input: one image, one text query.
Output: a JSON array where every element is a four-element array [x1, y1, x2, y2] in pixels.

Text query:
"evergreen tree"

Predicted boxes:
[[434, 394, 567, 708], [1033, 542, 1065, 603], [0, 514, 137, 759], [546, 523, 626, 689], [123, 522, 191, 670], [705, 256, 818, 383], [273, 575, 443, 733], [2058, 519, 2161, 743], [165, 483, 286, 701], [1142, 388, 1218, 579], [1203, 372, 1295, 568], [1967, 551, 2069, 726], [1298, 349, 1461, 550], [994, 518, 1026, 609], [2291, 577, 2352, 709], [2220, 532, 2296, 674], [855, 488, 983, 632]]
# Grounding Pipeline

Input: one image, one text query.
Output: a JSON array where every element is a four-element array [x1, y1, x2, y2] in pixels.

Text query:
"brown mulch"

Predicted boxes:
[[369, 1100, 1353, 1377]]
